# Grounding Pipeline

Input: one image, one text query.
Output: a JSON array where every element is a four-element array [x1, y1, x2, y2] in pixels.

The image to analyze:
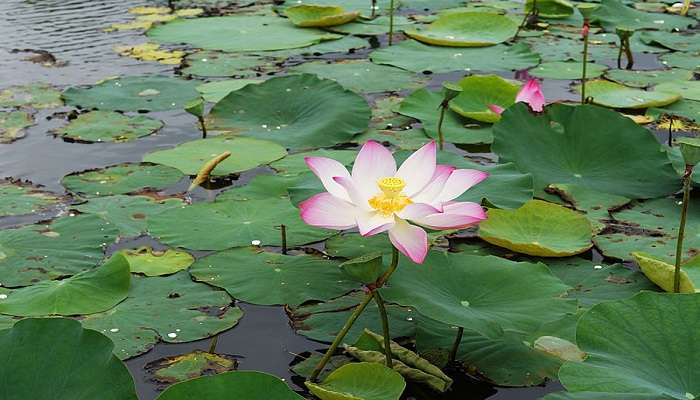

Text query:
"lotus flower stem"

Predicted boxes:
[[389, 0, 395, 45], [580, 20, 590, 104], [309, 246, 400, 382], [437, 104, 447, 151], [515, 0, 537, 39], [168, 0, 175, 11], [198, 116, 208, 139], [188, 151, 231, 192], [673, 165, 693, 292], [448, 327, 464, 364], [208, 335, 219, 353], [371, 0, 377, 18], [280, 224, 288, 255], [373, 290, 393, 367], [681, 0, 691, 15], [668, 118, 674, 147]]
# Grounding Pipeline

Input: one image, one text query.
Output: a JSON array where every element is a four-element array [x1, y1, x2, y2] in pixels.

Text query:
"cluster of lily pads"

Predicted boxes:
[[1, 0, 700, 398]]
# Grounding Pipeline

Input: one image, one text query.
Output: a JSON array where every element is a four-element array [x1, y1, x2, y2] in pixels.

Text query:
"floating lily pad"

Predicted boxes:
[[285, 5, 359, 27], [405, 12, 518, 47], [195, 79, 262, 103], [0, 111, 33, 143], [605, 68, 694, 88], [148, 15, 341, 52], [122, 247, 194, 277], [371, 40, 539, 73], [63, 76, 200, 112], [216, 174, 301, 202], [0, 214, 118, 287], [0, 180, 62, 217], [306, 362, 406, 400], [0, 83, 62, 109], [82, 271, 242, 359], [546, 183, 630, 232], [146, 350, 237, 384], [156, 371, 303, 400], [594, 196, 700, 262], [493, 103, 679, 198], [660, 51, 700, 71], [62, 163, 184, 197], [328, 16, 414, 35], [530, 61, 607, 80], [55, 111, 163, 143], [0, 254, 129, 317], [456, 161, 534, 209], [182, 52, 272, 78], [577, 79, 681, 109], [655, 80, 700, 101], [289, 60, 426, 94], [149, 197, 332, 251], [190, 248, 355, 306], [648, 99, 700, 122], [479, 200, 593, 257], [631, 252, 698, 293], [351, 128, 432, 151], [279, 0, 395, 17], [143, 136, 287, 176], [449, 75, 520, 123], [208, 74, 371, 150], [639, 31, 700, 52], [524, 35, 618, 63], [526, 0, 573, 18], [0, 318, 138, 400], [382, 251, 576, 338], [261, 35, 369, 58], [589, 0, 696, 31], [555, 292, 700, 399], [270, 149, 356, 177]]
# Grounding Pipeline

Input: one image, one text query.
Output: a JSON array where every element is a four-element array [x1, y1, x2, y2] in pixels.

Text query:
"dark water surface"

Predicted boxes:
[[0, 1, 572, 399]]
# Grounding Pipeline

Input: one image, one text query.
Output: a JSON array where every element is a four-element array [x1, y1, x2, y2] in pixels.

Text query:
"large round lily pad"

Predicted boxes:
[[479, 200, 593, 257], [156, 371, 304, 400], [405, 12, 518, 47], [62, 163, 184, 197], [371, 40, 539, 73], [143, 136, 287, 176], [525, 0, 573, 18], [0, 214, 118, 287], [590, 0, 696, 31], [605, 68, 694, 88], [147, 15, 341, 52], [530, 61, 607, 80], [0, 111, 33, 143], [196, 79, 262, 103], [207, 74, 371, 150], [55, 111, 163, 143], [660, 52, 700, 71], [182, 51, 273, 78], [655, 80, 700, 102], [0, 318, 138, 400], [146, 350, 237, 385], [306, 362, 406, 400], [285, 5, 359, 27], [63, 76, 200, 112], [0, 254, 130, 317], [122, 247, 194, 277], [492, 103, 679, 198], [0, 179, 62, 217], [81, 271, 242, 359], [190, 248, 355, 306], [449, 75, 520, 123], [578, 79, 681, 109], [555, 292, 700, 398], [0, 83, 62, 109]]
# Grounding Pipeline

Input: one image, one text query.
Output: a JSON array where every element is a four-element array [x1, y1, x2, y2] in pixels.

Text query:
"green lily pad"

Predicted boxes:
[[146, 350, 237, 384], [526, 0, 574, 18], [648, 99, 700, 122], [655, 80, 700, 101], [589, 0, 696, 31], [0, 179, 62, 217], [456, 161, 534, 209], [577, 79, 681, 109], [382, 251, 576, 338], [530, 61, 607, 80], [148, 15, 341, 52], [285, 5, 359, 27], [270, 149, 356, 177], [351, 128, 432, 151], [479, 200, 593, 257], [55, 111, 163, 143], [639, 31, 700, 52], [291, 353, 352, 382], [307, 362, 406, 400], [0, 254, 129, 317], [631, 252, 698, 293], [289, 60, 426, 94], [143, 136, 287, 176], [0, 214, 118, 287], [660, 52, 700, 71], [82, 271, 242, 359], [556, 292, 700, 399], [191, 248, 355, 306], [182, 51, 273, 78], [605, 68, 694, 88], [0, 83, 62, 109], [279, 0, 395, 17], [216, 174, 301, 201], [62, 163, 184, 197], [195, 79, 262, 103], [594, 196, 700, 262], [546, 183, 631, 232], [156, 371, 303, 400], [524, 35, 618, 63], [149, 197, 332, 251], [0, 111, 33, 143], [0, 318, 138, 400], [74, 195, 185, 238], [122, 247, 194, 277], [449, 75, 520, 123], [493, 103, 680, 198], [63, 76, 200, 112], [208, 74, 371, 150], [371, 40, 539, 73], [261, 35, 369, 58], [405, 12, 518, 47], [328, 16, 414, 36]]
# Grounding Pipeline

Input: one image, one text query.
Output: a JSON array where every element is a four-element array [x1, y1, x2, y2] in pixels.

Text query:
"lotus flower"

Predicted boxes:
[[300, 140, 488, 264], [488, 78, 545, 114]]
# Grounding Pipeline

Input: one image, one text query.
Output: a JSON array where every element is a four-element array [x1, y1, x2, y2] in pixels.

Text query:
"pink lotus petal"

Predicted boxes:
[[299, 193, 357, 230], [305, 156, 351, 202], [414, 202, 487, 230], [397, 203, 441, 221], [356, 211, 395, 236], [515, 79, 545, 112], [488, 104, 505, 115], [410, 164, 455, 206], [333, 176, 371, 211], [435, 169, 489, 204], [389, 219, 428, 264], [396, 141, 437, 197], [352, 140, 397, 199]]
